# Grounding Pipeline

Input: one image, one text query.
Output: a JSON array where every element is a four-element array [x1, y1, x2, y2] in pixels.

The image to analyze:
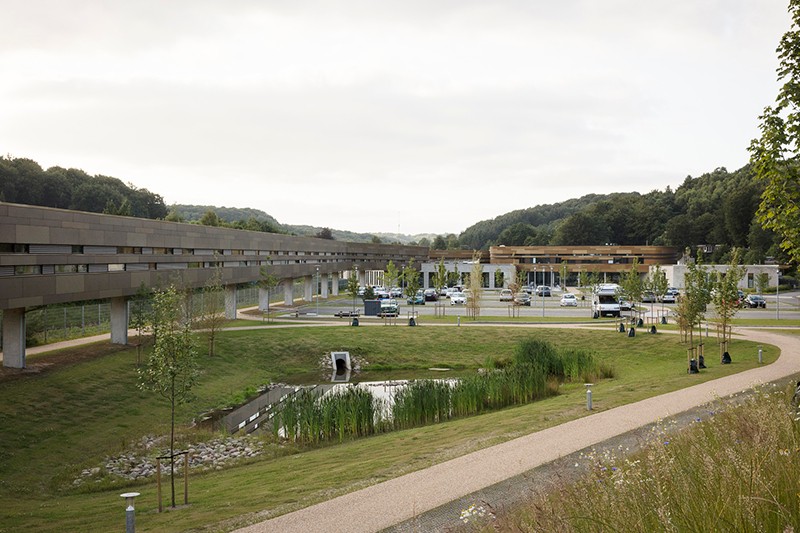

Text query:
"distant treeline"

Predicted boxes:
[[0, 156, 785, 262], [0, 157, 167, 219], [453, 165, 783, 264]]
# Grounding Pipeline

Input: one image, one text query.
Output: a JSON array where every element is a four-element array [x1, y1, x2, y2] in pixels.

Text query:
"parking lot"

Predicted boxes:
[[291, 288, 800, 321]]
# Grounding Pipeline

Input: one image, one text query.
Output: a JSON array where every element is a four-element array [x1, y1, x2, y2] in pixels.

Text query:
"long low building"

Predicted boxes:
[[0, 202, 426, 368]]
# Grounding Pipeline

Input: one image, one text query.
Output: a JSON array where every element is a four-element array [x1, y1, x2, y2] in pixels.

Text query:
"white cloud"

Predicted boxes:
[[0, 0, 790, 235]]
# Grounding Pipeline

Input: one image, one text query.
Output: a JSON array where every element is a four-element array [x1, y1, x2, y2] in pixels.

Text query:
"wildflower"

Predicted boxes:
[[664, 441, 670, 445]]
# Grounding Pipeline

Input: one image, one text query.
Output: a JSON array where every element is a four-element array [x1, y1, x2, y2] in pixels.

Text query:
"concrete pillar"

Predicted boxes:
[[331, 272, 340, 295], [357, 270, 366, 288], [258, 287, 270, 312], [2, 308, 26, 368], [224, 285, 238, 320], [282, 279, 294, 306], [321, 275, 329, 298], [304, 276, 313, 302], [110, 297, 129, 345]]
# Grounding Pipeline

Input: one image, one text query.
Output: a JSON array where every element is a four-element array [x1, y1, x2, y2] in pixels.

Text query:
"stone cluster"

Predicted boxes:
[[73, 434, 263, 486]]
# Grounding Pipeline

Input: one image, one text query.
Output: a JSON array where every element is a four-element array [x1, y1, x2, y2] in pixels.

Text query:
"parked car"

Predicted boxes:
[[423, 288, 438, 302], [499, 288, 514, 302], [513, 292, 532, 306], [536, 285, 551, 297], [334, 310, 360, 317], [407, 290, 425, 305], [438, 286, 449, 297], [641, 291, 657, 303], [662, 288, 679, 303], [377, 299, 399, 317], [744, 294, 767, 308], [389, 287, 403, 298], [450, 292, 467, 305], [618, 298, 632, 311], [560, 293, 578, 307], [522, 284, 534, 294]]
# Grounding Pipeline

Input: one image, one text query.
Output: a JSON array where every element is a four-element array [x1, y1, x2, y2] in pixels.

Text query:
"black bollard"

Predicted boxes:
[[637, 318, 644, 327], [721, 351, 731, 364], [699, 354, 706, 369], [351, 317, 359, 327], [689, 358, 699, 374], [618, 323, 626, 333], [408, 317, 416, 327], [628, 327, 635, 337], [650, 325, 657, 334], [660, 316, 667, 325]]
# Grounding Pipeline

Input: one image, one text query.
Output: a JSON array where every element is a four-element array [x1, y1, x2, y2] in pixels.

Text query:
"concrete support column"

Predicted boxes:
[[258, 287, 270, 312], [2, 308, 26, 368], [303, 276, 313, 302], [321, 275, 329, 299], [224, 285, 238, 320], [110, 297, 129, 345], [358, 270, 366, 288], [282, 279, 294, 306], [331, 272, 340, 295]]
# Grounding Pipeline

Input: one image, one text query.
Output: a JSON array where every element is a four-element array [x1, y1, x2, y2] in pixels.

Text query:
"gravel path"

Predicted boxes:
[[234, 327, 800, 533]]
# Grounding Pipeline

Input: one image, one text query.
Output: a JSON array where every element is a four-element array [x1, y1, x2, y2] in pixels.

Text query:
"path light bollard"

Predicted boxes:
[[758, 345, 763, 364], [585, 383, 593, 411], [457, 316, 460, 327], [120, 492, 140, 533]]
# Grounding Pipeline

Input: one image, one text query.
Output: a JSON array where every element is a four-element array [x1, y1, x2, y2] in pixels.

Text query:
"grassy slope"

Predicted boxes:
[[0, 325, 781, 532]]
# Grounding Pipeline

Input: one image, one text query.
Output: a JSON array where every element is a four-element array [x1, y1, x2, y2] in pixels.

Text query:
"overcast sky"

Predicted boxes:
[[0, 1, 791, 236]]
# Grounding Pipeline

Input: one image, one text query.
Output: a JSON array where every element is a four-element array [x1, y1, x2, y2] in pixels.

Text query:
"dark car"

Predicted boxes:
[[744, 294, 766, 308], [423, 288, 438, 302], [513, 292, 532, 306], [535, 285, 551, 297]]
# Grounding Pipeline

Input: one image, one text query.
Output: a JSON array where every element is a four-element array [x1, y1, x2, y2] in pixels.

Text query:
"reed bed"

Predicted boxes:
[[471, 383, 800, 532], [274, 339, 613, 446]]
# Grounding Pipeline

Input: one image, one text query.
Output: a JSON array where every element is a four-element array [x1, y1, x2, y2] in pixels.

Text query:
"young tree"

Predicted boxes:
[[577, 269, 590, 306], [346, 271, 360, 314], [618, 258, 643, 322], [648, 264, 669, 316], [559, 261, 568, 289], [138, 285, 199, 508], [197, 262, 226, 356], [384, 260, 400, 292], [711, 250, 746, 354], [258, 262, 279, 323], [508, 267, 526, 294], [402, 261, 421, 317], [756, 271, 770, 295], [466, 251, 483, 319], [749, 0, 800, 265], [447, 263, 460, 288], [494, 268, 505, 289], [432, 258, 448, 290], [674, 253, 712, 371]]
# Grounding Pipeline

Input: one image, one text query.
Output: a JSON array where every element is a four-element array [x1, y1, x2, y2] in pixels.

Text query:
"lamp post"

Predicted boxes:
[[550, 265, 553, 289], [533, 266, 537, 304], [316, 265, 320, 317], [776, 269, 780, 320], [353, 266, 358, 313]]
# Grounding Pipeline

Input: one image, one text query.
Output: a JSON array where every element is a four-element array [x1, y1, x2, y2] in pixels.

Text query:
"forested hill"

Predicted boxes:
[[457, 165, 777, 263], [0, 157, 167, 219]]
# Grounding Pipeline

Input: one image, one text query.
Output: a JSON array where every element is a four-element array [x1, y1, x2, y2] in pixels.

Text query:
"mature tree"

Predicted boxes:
[[466, 251, 483, 319], [431, 235, 447, 250], [258, 263, 280, 323], [315, 227, 334, 240], [138, 285, 199, 508], [497, 223, 537, 246], [417, 237, 431, 248], [370, 235, 382, 244], [196, 262, 227, 356], [199, 209, 221, 227], [711, 249, 746, 355], [749, 0, 800, 264], [552, 211, 607, 245]]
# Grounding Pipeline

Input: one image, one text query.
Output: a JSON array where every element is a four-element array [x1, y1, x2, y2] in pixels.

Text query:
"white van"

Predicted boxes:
[[592, 283, 621, 318]]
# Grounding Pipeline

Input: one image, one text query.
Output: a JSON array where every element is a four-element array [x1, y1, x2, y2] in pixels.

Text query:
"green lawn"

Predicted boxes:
[[0, 325, 781, 532]]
